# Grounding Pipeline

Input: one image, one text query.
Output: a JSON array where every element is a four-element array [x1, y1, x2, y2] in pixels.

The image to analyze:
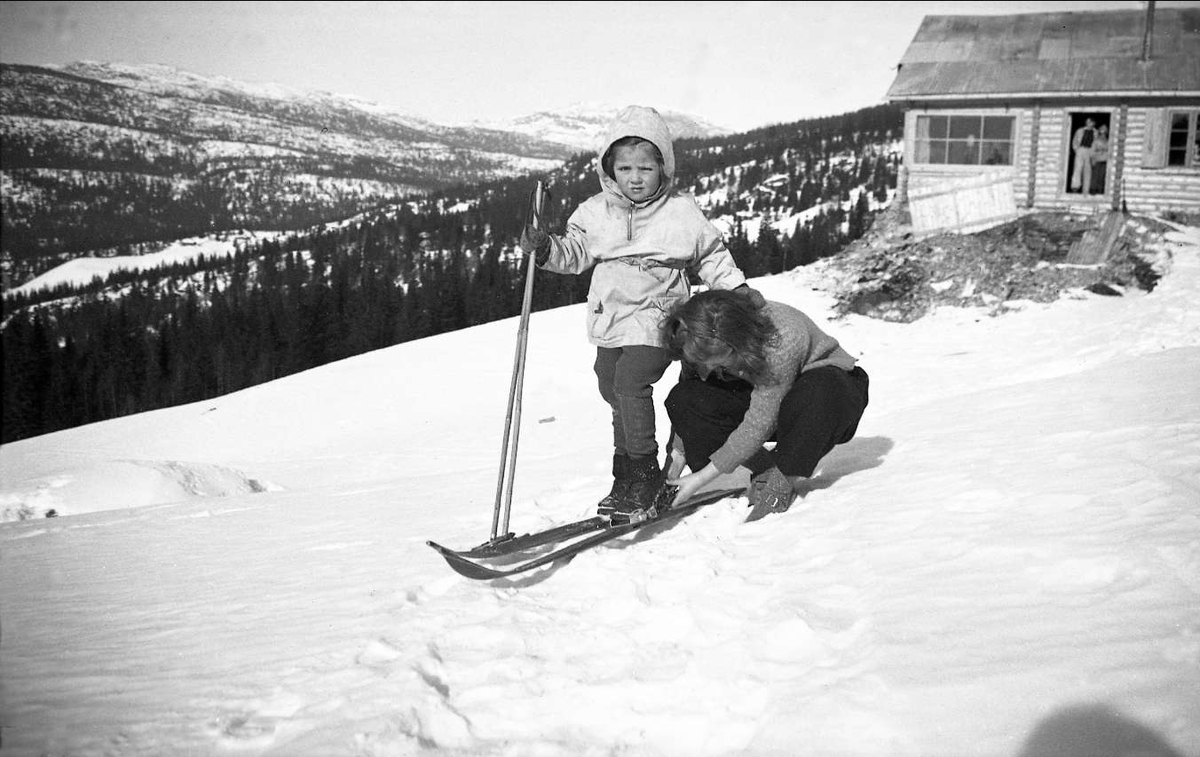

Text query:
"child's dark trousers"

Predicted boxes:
[[594, 345, 673, 459]]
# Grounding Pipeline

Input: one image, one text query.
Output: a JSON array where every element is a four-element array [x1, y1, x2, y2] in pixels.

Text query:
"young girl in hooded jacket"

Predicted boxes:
[[520, 105, 758, 524]]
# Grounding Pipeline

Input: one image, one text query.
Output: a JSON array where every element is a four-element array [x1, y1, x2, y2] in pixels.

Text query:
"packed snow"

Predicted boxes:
[[1, 219, 1198, 757], [6, 231, 283, 297]]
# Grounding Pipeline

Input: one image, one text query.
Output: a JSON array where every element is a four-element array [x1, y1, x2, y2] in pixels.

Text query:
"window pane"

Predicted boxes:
[[948, 116, 981, 139], [982, 142, 1012, 164], [913, 115, 1016, 165], [1192, 113, 1199, 167], [914, 139, 931, 163], [982, 116, 1013, 140], [1165, 111, 1197, 167], [947, 140, 980, 164]]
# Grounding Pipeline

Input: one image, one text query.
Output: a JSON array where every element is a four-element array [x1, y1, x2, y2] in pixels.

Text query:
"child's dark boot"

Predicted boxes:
[[601, 454, 665, 525], [596, 454, 631, 516]]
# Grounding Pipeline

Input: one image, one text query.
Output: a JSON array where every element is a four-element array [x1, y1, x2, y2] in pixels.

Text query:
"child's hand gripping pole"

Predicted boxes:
[[519, 184, 551, 262]]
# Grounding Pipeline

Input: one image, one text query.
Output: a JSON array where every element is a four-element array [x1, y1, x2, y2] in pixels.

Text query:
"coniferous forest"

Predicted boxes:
[[2, 104, 902, 443]]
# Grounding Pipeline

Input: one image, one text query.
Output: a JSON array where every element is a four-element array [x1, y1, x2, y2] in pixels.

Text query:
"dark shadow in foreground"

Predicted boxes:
[[795, 435, 894, 497], [1017, 703, 1186, 757]]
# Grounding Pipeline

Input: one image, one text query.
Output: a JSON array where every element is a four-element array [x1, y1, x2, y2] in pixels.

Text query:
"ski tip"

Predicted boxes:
[[439, 548, 507, 580]]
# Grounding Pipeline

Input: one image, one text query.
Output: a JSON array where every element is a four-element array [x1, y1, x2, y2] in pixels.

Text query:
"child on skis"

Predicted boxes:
[[660, 289, 869, 521], [519, 104, 759, 524]]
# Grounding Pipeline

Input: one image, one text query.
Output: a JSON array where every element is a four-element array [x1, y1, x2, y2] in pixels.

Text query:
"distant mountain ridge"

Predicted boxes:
[[48, 61, 570, 156], [0, 61, 736, 284], [472, 102, 732, 152], [56, 65, 729, 152], [1, 62, 705, 283]]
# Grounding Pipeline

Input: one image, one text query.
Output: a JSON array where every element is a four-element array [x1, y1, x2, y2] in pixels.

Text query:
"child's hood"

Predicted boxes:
[[596, 105, 676, 198]]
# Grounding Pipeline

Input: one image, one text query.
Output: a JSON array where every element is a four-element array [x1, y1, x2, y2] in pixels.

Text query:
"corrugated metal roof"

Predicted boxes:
[[887, 8, 1200, 98]]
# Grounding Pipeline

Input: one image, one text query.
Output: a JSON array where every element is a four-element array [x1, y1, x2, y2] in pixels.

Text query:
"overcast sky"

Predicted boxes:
[[2, 1, 1196, 131]]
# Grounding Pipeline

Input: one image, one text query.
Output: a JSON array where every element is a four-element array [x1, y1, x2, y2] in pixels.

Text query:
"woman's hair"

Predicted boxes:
[[665, 290, 778, 383], [601, 136, 664, 180]]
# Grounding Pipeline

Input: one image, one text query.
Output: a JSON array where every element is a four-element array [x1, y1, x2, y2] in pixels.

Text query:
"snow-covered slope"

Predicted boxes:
[[1, 220, 1198, 756], [3, 230, 286, 299]]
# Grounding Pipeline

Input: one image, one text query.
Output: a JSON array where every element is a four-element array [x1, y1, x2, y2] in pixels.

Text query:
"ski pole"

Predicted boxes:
[[491, 180, 545, 541]]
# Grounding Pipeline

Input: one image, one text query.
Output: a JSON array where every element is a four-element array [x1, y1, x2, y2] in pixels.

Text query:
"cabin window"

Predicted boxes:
[[1167, 111, 1200, 167], [914, 115, 1015, 166]]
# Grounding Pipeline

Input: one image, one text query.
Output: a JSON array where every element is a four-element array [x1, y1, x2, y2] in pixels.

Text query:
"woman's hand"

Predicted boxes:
[[666, 462, 720, 507], [665, 446, 687, 479]]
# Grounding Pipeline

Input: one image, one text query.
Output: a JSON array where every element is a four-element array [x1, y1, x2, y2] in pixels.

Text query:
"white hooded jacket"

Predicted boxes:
[[540, 105, 747, 348]]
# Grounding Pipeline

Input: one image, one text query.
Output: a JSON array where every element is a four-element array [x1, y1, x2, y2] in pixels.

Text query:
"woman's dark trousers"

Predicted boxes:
[[665, 366, 869, 478]]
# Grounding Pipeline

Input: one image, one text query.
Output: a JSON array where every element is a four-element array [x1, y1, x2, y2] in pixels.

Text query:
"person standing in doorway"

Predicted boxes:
[[1071, 117, 1097, 195], [1090, 124, 1110, 196]]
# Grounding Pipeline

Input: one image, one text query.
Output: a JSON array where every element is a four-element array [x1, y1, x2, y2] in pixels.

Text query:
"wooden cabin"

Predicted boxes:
[[886, 7, 1200, 235]]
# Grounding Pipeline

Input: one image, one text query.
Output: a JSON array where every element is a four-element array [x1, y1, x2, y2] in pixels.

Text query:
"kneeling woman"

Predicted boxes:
[[662, 289, 869, 520]]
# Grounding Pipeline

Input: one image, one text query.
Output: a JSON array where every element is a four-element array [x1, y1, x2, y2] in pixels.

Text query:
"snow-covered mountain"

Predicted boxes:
[[0, 61, 558, 279], [0, 60, 575, 187], [2, 219, 1197, 755], [473, 100, 732, 152], [55, 61, 446, 133], [0, 62, 736, 283], [47, 61, 581, 158]]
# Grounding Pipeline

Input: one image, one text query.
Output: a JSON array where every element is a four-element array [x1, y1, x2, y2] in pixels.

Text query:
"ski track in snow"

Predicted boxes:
[[1, 222, 1198, 756]]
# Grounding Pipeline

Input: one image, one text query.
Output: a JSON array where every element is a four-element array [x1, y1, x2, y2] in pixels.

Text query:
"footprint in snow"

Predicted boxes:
[[208, 689, 306, 749], [356, 637, 404, 673]]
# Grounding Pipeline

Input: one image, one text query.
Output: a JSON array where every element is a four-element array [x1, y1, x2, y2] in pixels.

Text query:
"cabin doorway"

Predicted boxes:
[[1065, 111, 1111, 197]]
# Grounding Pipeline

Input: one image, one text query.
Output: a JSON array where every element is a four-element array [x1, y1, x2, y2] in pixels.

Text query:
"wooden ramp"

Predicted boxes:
[[907, 173, 1019, 238], [1066, 211, 1125, 265]]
